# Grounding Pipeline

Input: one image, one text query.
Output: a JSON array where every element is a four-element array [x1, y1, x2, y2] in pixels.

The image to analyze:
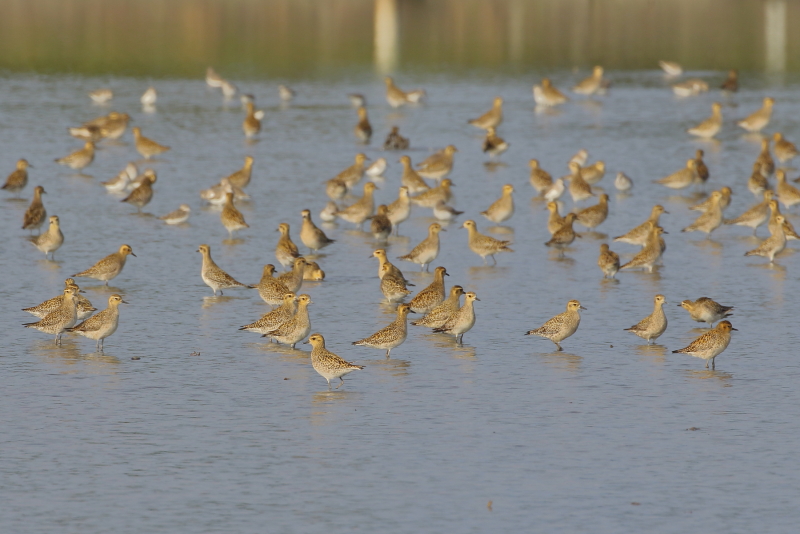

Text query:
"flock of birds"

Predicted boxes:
[[5, 61, 797, 388]]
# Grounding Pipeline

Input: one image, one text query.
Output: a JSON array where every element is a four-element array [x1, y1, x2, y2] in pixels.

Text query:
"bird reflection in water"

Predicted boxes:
[[467, 265, 510, 279], [201, 295, 243, 309], [635, 343, 667, 363], [536, 351, 582, 373], [684, 369, 733, 386]]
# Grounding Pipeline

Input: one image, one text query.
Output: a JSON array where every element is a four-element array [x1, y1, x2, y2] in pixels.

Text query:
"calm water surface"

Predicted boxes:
[[2, 70, 800, 532]]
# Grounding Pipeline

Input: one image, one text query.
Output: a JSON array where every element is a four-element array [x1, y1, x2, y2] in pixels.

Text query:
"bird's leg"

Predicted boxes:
[[705, 360, 709, 369], [327, 380, 332, 391], [492, 255, 497, 266], [555, 342, 562, 351], [712, 357, 716, 370], [385, 349, 391, 359], [336, 378, 345, 389]]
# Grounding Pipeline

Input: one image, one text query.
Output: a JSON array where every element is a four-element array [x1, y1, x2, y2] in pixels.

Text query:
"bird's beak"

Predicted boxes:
[[663, 210, 670, 214], [79, 289, 86, 293], [661, 231, 668, 235], [444, 272, 450, 276], [474, 297, 481, 301], [28, 164, 34, 168], [121, 300, 129, 304], [677, 304, 682, 307], [302, 339, 310, 344], [731, 327, 739, 331], [440, 228, 446, 232], [130, 252, 137, 257], [580, 305, 587, 310]]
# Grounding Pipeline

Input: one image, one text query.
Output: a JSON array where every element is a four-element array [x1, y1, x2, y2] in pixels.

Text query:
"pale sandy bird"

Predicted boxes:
[[159, 204, 191, 225], [481, 184, 514, 223], [724, 190, 773, 235], [23, 279, 94, 320], [614, 172, 633, 191], [275, 223, 300, 269], [468, 96, 503, 130], [412, 285, 464, 328], [72, 245, 135, 286], [614, 205, 667, 245], [625, 295, 668, 344], [597, 243, 620, 279], [411, 178, 454, 209], [693, 149, 709, 183], [525, 300, 585, 351], [252, 264, 291, 306], [672, 321, 736, 369], [576, 193, 609, 229], [335, 182, 376, 229], [655, 159, 698, 190], [690, 187, 732, 213], [243, 102, 264, 138], [672, 79, 708, 97], [755, 138, 775, 177], [121, 170, 156, 212], [29, 215, 63, 259], [353, 304, 412, 357], [22, 287, 79, 345], [748, 162, 770, 197], [776, 170, 800, 209], [22, 185, 47, 234], [266, 294, 313, 348], [89, 88, 113, 104], [399, 156, 430, 194], [300, 209, 335, 252], [687, 102, 723, 138], [320, 201, 338, 223], [220, 192, 249, 238], [101, 167, 131, 193], [140, 86, 157, 106], [366, 157, 387, 178], [276, 257, 307, 294], [543, 178, 566, 202], [433, 292, 479, 344], [720, 69, 738, 92], [384, 76, 426, 107], [545, 213, 579, 255], [417, 145, 457, 181], [529, 159, 553, 194], [386, 186, 412, 234], [197, 244, 247, 296], [546, 201, 566, 235], [659, 60, 683, 76], [370, 205, 393, 242], [303, 261, 325, 281], [619, 224, 666, 272], [745, 215, 787, 263], [226, 156, 255, 189], [433, 201, 463, 222], [354, 106, 372, 144], [580, 161, 605, 185], [682, 191, 723, 235], [68, 124, 102, 142], [2, 159, 31, 197], [200, 177, 249, 205], [67, 294, 127, 351], [221, 80, 238, 99], [398, 223, 443, 271], [533, 78, 568, 106], [371, 249, 412, 284], [678, 297, 734, 328], [384, 126, 410, 150], [567, 162, 594, 203], [408, 266, 448, 314], [206, 67, 224, 87], [482, 127, 509, 158], [278, 84, 296, 101], [569, 149, 589, 167], [773, 132, 799, 163], [462, 219, 513, 264], [348, 93, 366, 107], [133, 127, 170, 159], [767, 200, 799, 240], [55, 142, 94, 170], [738, 97, 774, 133], [573, 66, 605, 95], [306, 333, 363, 390], [239, 293, 297, 336], [380, 264, 413, 303]]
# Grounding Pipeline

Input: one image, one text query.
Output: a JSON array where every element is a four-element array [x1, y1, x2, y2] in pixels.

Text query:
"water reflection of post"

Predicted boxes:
[[765, 0, 787, 73], [374, 0, 399, 74]]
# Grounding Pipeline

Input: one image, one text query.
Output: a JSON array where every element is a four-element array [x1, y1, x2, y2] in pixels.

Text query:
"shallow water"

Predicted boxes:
[[2, 70, 800, 532]]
